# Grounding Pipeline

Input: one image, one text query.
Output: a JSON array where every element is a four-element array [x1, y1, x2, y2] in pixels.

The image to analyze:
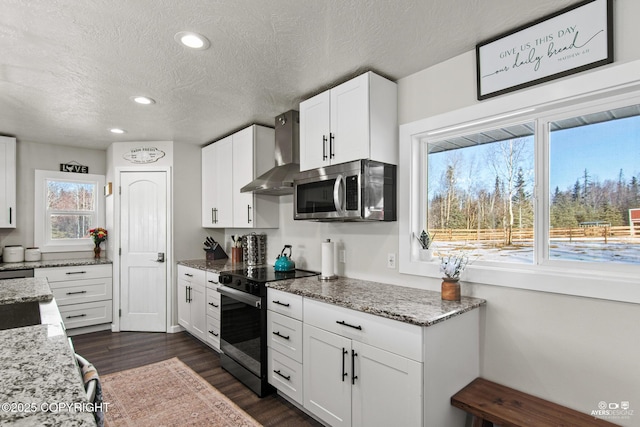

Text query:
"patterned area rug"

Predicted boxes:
[[101, 357, 262, 427]]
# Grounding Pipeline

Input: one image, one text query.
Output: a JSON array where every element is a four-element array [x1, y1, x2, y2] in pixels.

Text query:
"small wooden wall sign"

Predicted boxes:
[[60, 163, 89, 173]]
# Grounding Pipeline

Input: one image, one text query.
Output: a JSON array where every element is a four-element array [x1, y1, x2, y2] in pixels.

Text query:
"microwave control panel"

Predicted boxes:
[[345, 175, 359, 211]]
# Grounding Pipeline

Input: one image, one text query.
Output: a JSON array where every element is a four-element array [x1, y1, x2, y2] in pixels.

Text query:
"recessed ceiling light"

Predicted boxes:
[[174, 31, 210, 50], [110, 128, 126, 134], [131, 96, 155, 105]]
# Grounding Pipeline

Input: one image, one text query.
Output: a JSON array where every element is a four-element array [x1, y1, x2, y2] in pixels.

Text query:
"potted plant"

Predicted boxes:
[[416, 230, 435, 261], [439, 252, 468, 301]]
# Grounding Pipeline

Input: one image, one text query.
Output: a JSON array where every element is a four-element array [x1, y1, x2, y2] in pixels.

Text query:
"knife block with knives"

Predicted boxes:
[[204, 236, 228, 260]]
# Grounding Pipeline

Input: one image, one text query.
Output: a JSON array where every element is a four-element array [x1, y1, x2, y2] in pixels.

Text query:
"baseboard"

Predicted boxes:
[[167, 324, 184, 334]]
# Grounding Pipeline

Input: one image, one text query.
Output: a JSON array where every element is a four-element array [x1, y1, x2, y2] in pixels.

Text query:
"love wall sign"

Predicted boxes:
[[476, 0, 613, 100]]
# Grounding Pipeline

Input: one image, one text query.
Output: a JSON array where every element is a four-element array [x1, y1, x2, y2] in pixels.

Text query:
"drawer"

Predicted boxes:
[[51, 277, 113, 306], [35, 265, 112, 282], [303, 298, 423, 362], [267, 311, 302, 363], [268, 348, 303, 405], [177, 265, 206, 285], [205, 272, 220, 289], [267, 288, 303, 320], [205, 315, 220, 350], [206, 289, 221, 319], [59, 300, 113, 329]]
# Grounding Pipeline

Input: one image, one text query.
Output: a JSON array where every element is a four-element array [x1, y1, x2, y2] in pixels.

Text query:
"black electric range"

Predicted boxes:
[[217, 266, 319, 396]]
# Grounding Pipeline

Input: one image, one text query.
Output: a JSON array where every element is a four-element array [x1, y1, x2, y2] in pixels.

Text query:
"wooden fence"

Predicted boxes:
[[430, 226, 635, 243]]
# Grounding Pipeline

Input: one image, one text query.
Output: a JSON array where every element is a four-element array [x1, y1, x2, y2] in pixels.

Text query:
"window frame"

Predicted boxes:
[[399, 60, 640, 304], [34, 170, 105, 253]]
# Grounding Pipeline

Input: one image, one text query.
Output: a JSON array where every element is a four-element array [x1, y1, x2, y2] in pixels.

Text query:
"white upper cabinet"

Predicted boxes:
[[299, 72, 398, 172], [202, 125, 279, 228], [0, 136, 16, 228]]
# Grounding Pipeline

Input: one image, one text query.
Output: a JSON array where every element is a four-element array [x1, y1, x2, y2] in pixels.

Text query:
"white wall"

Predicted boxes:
[[0, 140, 106, 259]]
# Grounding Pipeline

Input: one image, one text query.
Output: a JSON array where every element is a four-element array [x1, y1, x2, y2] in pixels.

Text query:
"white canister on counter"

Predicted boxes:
[[25, 247, 42, 262], [3, 245, 25, 263]]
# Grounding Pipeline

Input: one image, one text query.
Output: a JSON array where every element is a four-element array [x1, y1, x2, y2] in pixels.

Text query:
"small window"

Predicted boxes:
[[35, 170, 105, 252], [548, 105, 640, 265], [427, 122, 535, 264]]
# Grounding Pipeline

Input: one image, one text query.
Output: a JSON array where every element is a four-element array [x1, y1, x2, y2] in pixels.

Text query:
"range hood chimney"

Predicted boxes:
[[240, 110, 300, 195]]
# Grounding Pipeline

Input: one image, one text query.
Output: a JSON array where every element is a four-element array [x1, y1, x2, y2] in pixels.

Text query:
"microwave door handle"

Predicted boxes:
[[333, 174, 346, 214]]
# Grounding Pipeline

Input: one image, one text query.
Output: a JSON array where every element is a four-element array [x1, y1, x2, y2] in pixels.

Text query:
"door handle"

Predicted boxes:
[[342, 348, 348, 382], [247, 204, 252, 224], [329, 132, 335, 159], [322, 135, 328, 160], [153, 252, 165, 263], [351, 349, 358, 384]]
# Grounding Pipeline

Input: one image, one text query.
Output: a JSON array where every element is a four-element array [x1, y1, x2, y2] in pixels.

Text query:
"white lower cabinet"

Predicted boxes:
[[35, 264, 113, 331], [303, 313, 422, 427], [177, 266, 206, 341]]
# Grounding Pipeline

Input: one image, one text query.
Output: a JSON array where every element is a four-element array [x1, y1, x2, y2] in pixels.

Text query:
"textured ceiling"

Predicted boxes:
[[0, 0, 584, 150]]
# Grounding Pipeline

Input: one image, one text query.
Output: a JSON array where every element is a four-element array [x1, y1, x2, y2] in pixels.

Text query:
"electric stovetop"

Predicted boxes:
[[221, 266, 319, 283]]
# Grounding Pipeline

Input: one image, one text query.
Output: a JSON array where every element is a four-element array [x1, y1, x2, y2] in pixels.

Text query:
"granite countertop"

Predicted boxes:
[[0, 324, 96, 426], [268, 276, 486, 327], [0, 258, 112, 272], [177, 258, 238, 273], [0, 278, 53, 305]]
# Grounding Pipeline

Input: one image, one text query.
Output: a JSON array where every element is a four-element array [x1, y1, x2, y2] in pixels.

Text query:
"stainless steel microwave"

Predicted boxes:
[[293, 159, 396, 221]]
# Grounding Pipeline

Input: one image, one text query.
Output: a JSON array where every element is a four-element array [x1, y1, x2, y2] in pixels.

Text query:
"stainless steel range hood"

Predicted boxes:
[[241, 110, 300, 195]]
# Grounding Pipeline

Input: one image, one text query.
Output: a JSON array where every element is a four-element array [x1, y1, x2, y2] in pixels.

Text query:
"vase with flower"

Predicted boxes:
[[439, 252, 468, 301], [89, 227, 108, 258]]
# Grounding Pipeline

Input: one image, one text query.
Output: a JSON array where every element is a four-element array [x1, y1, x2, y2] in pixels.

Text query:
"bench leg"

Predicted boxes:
[[472, 416, 492, 427]]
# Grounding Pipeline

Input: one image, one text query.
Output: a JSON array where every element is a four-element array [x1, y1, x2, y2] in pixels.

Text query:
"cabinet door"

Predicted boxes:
[[300, 90, 331, 171], [213, 136, 234, 227], [190, 284, 206, 341], [177, 279, 191, 329], [0, 136, 16, 228], [303, 324, 352, 427], [232, 126, 255, 227], [351, 341, 422, 427], [330, 73, 370, 165], [201, 143, 217, 227]]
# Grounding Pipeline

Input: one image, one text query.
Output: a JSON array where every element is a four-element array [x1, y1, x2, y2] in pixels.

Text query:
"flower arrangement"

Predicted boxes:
[[439, 252, 468, 280], [416, 230, 435, 250], [88, 227, 108, 247]]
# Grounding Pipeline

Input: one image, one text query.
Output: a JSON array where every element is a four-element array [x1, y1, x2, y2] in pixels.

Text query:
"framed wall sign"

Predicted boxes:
[[476, 0, 613, 100]]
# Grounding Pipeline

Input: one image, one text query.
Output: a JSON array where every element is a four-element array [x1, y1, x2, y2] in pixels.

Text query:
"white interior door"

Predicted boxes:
[[120, 171, 167, 332]]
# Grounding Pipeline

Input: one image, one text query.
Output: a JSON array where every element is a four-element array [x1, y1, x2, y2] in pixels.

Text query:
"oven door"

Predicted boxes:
[[217, 286, 263, 377]]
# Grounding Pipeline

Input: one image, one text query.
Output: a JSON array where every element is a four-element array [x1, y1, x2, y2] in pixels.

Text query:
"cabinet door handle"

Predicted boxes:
[[247, 204, 252, 224], [342, 348, 348, 382], [274, 369, 291, 381], [351, 349, 358, 384], [66, 314, 87, 319], [208, 302, 219, 308], [9, 207, 11, 225], [329, 132, 335, 159], [336, 320, 362, 330], [66, 271, 87, 275], [272, 331, 290, 340], [208, 330, 219, 337], [66, 290, 87, 295], [322, 135, 328, 160], [186, 286, 192, 303], [211, 208, 215, 224], [272, 300, 290, 307]]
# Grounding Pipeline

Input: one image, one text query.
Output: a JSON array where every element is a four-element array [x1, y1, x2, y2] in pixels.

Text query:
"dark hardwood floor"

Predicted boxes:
[[71, 330, 323, 427]]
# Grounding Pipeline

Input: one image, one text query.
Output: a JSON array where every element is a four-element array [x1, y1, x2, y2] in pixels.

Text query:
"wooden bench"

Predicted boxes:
[[451, 378, 620, 427]]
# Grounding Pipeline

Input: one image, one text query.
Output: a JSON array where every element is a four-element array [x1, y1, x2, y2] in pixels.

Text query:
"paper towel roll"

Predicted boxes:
[[321, 239, 337, 280]]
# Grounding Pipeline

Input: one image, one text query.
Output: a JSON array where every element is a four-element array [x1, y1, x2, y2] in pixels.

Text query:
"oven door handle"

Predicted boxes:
[[217, 286, 262, 308]]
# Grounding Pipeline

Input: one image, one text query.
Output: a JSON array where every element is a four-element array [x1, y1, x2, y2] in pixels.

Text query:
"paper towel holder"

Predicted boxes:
[[319, 238, 338, 281]]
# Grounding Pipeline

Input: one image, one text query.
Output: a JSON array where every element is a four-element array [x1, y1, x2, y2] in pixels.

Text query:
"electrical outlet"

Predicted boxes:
[[387, 253, 396, 269], [339, 250, 346, 263]]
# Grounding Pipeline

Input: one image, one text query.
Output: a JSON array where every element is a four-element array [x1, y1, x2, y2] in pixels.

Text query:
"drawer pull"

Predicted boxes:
[[336, 320, 362, 330], [66, 314, 87, 319], [66, 290, 88, 295], [272, 331, 290, 340], [65, 271, 87, 275], [272, 300, 290, 307], [273, 369, 291, 381], [208, 302, 219, 308], [208, 280, 219, 285], [208, 330, 219, 337], [184, 273, 193, 277]]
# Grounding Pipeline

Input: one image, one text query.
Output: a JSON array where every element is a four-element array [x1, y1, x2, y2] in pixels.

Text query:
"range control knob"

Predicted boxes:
[[219, 275, 232, 285]]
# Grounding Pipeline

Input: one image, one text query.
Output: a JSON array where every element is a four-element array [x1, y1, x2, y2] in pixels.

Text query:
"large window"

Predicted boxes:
[[400, 80, 640, 302], [35, 170, 105, 252]]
